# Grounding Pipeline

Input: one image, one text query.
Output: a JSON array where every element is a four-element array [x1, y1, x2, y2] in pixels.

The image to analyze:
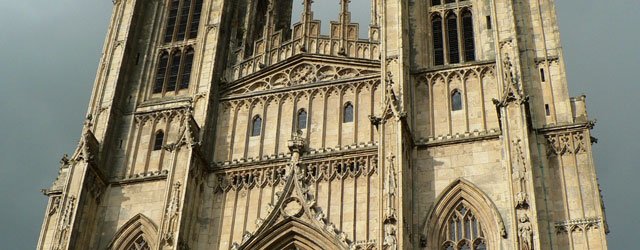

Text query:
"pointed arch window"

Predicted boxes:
[[451, 89, 463, 111], [462, 9, 475, 62], [164, 0, 204, 43], [441, 203, 487, 250], [152, 47, 195, 95], [430, 2, 476, 66], [343, 102, 354, 123], [297, 109, 308, 129], [432, 14, 445, 66], [446, 13, 460, 64], [251, 115, 262, 136], [153, 130, 165, 151]]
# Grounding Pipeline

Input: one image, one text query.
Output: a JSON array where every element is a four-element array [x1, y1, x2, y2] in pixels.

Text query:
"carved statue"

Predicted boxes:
[[383, 223, 398, 250], [518, 213, 533, 250]]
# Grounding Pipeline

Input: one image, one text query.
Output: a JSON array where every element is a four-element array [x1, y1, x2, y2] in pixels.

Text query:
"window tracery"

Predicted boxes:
[[441, 202, 487, 250], [126, 235, 151, 250], [152, 47, 195, 95], [152, 0, 203, 97], [430, 0, 476, 65]]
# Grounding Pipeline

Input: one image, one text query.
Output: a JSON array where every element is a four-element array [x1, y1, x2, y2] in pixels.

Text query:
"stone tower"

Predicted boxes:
[[38, 0, 608, 249]]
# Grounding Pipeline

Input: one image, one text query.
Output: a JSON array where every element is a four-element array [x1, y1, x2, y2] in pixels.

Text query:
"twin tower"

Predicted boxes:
[[38, 0, 608, 249]]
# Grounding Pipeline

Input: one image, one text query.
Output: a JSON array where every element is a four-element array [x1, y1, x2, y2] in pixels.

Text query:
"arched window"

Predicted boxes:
[[462, 10, 475, 62], [153, 47, 195, 95], [153, 52, 169, 93], [343, 102, 354, 123], [179, 48, 194, 90], [164, 0, 180, 43], [251, 116, 262, 136], [189, 0, 203, 38], [451, 90, 463, 111], [430, 2, 475, 66], [446, 13, 460, 64], [297, 109, 308, 129], [441, 203, 487, 250], [166, 50, 182, 91], [153, 130, 165, 151], [164, 0, 204, 43], [126, 235, 151, 250], [432, 15, 445, 66]]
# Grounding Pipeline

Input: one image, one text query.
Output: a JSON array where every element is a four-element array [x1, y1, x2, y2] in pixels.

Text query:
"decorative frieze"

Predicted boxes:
[[555, 217, 603, 234], [545, 131, 588, 156], [226, 60, 380, 97], [214, 164, 289, 193], [302, 153, 378, 183]]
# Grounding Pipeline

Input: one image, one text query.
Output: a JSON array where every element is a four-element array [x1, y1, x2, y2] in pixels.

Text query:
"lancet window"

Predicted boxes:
[[430, 1, 476, 65], [441, 203, 487, 250], [451, 89, 463, 111], [153, 130, 165, 151], [251, 115, 263, 137], [153, 47, 195, 94], [152, 0, 203, 97], [163, 0, 203, 43], [343, 102, 354, 123], [297, 109, 308, 129]]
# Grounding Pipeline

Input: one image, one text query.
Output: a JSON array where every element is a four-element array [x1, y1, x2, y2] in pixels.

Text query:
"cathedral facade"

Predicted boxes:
[[38, 0, 608, 249]]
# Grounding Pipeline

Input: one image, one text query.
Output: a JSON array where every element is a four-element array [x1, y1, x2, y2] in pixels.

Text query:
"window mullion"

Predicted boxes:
[[457, 8, 464, 63], [175, 49, 185, 93], [442, 11, 448, 65]]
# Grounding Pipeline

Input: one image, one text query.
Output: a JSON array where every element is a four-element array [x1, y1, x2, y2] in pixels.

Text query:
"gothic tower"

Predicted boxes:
[[38, 0, 608, 249]]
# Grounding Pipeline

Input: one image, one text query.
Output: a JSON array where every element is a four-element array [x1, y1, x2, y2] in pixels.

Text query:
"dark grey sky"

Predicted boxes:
[[0, 1, 637, 249]]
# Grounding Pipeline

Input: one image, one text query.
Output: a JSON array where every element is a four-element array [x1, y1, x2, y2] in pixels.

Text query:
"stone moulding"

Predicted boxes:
[[214, 149, 378, 193], [555, 217, 603, 234], [223, 56, 380, 97]]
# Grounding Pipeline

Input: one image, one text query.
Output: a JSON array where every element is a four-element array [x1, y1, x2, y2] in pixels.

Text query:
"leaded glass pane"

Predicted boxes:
[[447, 13, 460, 64], [179, 49, 194, 90], [164, 0, 180, 43], [432, 16, 444, 66]]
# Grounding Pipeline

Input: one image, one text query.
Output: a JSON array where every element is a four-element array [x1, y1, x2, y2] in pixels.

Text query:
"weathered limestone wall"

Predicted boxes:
[[214, 75, 381, 163]]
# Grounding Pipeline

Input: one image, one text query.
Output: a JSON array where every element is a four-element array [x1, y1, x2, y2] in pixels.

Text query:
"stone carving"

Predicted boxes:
[[163, 182, 182, 245], [227, 61, 379, 95], [493, 53, 526, 107], [290, 63, 316, 85], [383, 154, 398, 250], [48, 196, 61, 216], [555, 217, 603, 234], [517, 213, 533, 250], [545, 131, 588, 156], [53, 196, 76, 250]]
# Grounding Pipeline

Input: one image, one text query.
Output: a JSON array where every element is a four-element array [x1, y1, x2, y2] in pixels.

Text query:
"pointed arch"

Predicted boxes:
[[424, 178, 506, 249], [242, 218, 347, 250], [107, 214, 159, 250]]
